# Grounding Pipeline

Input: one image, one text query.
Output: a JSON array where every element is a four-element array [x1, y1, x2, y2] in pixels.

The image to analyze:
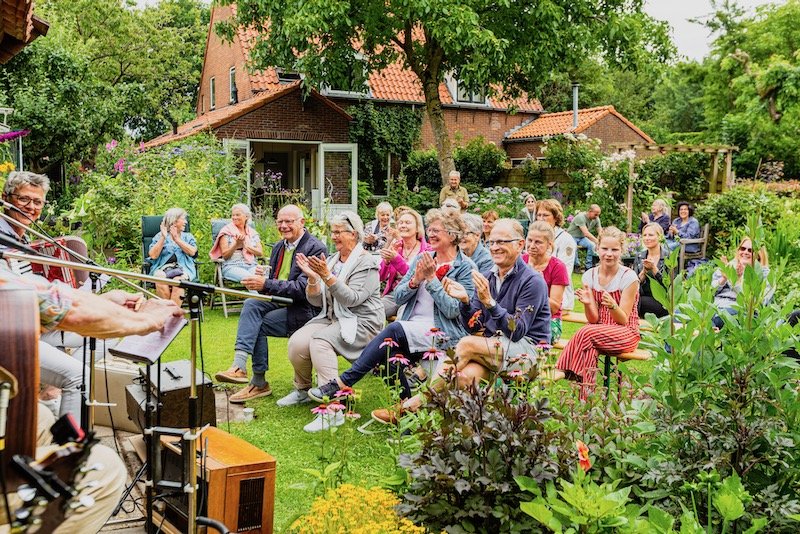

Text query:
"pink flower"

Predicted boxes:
[[388, 353, 410, 366], [425, 328, 446, 338], [335, 386, 355, 398], [507, 369, 524, 378], [311, 404, 330, 415], [327, 401, 345, 412], [138, 141, 145, 152], [344, 411, 361, 420], [537, 342, 553, 351], [105, 139, 118, 151], [380, 337, 399, 348], [423, 348, 444, 360], [114, 158, 126, 173]]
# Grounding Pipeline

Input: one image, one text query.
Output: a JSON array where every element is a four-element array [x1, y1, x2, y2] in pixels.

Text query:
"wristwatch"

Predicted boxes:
[[487, 298, 497, 309], [324, 273, 334, 282]]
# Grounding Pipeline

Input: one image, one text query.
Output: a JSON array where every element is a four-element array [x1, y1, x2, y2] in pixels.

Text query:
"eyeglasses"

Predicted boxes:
[[486, 239, 521, 247], [342, 214, 356, 231], [276, 218, 297, 226], [426, 227, 447, 236], [739, 246, 753, 253], [10, 194, 46, 208], [331, 229, 355, 237]]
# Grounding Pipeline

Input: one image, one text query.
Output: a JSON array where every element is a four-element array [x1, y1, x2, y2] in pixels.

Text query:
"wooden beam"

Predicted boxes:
[[724, 150, 734, 190], [710, 153, 719, 194]]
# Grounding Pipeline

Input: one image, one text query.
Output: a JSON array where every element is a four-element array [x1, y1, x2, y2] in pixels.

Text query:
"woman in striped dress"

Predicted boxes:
[[552, 227, 640, 391]]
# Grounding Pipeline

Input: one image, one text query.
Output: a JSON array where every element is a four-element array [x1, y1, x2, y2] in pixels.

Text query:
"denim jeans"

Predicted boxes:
[[340, 322, 418, 399], [575, 236, 596, 269], [233, 299, 288, 373]]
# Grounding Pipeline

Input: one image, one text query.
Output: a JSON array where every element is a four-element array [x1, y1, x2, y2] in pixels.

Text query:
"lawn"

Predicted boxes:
[[157, 274, 655, 530]]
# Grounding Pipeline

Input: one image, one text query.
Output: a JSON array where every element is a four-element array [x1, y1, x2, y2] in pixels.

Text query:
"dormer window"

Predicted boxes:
[[210, 77, 216, 110], [229, 67, 238, 104], [277, 68, 302, 84], [456, 80, 485, 104], [321, 54, 370, 97]]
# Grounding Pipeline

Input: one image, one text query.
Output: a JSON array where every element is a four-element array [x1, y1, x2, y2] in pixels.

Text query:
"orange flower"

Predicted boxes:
[[576, 440, 591, 472], [468, 310, 482, 329]]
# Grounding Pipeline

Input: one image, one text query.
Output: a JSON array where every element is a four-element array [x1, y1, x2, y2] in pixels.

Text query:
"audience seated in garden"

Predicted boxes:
[[215, 204, 327, 403], [526, 221, 570, 343], [666, 201, 700, 252], [638, 198, 671, 234], [711, 236, 771, 329], [308, 209, 475, 421], [378, 207, 430, 319], [363, 201, 393, 251], [148, 206, 197, 304], [288, 211, 384, 432], [371, 218, 550, 424], [439, 169, 469, 210], [209, 203, 264, 282], [633, 222, 671, 318], [551, 227, 640, 397], [566, 204, 602, 273], [536, 199, 576, 311], [460, 213, 494, 272]]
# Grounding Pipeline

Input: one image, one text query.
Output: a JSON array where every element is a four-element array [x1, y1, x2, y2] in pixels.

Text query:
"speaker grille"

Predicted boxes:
[[237, 477, 265, 531]]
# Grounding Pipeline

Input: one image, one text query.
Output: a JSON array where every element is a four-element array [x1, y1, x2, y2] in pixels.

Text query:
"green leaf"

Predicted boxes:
[[520, 501, 563, 533], [647, 506, 675, 533], [743, 517, 768, 534], [713, 493, 745, 522]]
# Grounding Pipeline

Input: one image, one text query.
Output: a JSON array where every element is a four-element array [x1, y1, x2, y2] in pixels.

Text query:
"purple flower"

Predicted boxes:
[[107, 256, 117, 265], [388, 353, 410, 366], [114, 158, 126, 173], [0, 130, 30, 143], [105, 139, 118, 152], [380, 337, 399, 348]]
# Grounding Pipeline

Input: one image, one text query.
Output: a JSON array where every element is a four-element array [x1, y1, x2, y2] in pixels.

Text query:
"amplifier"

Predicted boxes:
[[93, 355, 141, 433], [157, 426, 276, 533], [125, 360, 216, 431]]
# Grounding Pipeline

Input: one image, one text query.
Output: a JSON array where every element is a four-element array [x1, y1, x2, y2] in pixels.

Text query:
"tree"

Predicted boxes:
[[217, 0, 672, 183]]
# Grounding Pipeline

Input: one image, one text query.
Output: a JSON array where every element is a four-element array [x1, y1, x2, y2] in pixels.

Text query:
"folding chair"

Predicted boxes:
[[209, 218, 261, 317], [141, 215, 198, 290], [679, 223, 710, 271]]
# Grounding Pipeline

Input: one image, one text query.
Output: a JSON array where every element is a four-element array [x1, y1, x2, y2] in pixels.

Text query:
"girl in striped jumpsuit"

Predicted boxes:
[[553, 227, 640, 392]]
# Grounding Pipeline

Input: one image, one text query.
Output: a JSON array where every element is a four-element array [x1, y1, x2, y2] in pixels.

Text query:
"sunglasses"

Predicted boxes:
[[739, 246, 753, 253]]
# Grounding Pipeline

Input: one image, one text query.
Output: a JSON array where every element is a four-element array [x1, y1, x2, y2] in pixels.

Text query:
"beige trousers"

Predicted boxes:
[[287, 322, 340, 390], [1, 404, 125, 533]]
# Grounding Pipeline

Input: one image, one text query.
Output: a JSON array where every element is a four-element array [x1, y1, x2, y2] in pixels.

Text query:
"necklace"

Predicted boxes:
[[402, 241, 420, 260]]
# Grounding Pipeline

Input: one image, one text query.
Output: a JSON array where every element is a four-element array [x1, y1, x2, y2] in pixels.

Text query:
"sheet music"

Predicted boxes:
[[109, 315, 188, 364]]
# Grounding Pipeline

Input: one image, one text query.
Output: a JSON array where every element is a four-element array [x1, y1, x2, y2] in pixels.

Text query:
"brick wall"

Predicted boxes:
[[323, 151, 352, 204], [213, 91, 350, 143], [505, 141, 544, 160], [197, 5, 252, 115], [419, 108, 536, 149]]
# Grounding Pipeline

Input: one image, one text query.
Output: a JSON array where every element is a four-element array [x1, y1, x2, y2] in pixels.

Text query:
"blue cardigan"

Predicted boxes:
[[460, 257, 551, 343], [393, 249, 475, 348]]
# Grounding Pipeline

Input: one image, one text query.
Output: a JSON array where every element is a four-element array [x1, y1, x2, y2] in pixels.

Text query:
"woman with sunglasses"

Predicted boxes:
[[711, 236, 770, 329]]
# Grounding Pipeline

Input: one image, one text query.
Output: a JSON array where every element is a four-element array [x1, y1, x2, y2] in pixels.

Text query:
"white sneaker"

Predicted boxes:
[[276, 389, 311, 407], [303, 412, 345, 432]]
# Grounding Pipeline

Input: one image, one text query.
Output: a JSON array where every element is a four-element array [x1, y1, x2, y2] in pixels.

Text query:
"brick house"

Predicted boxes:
[[0, 0, 48, 64], [504, 105, 655, 164], [145, 4, 541, 216]]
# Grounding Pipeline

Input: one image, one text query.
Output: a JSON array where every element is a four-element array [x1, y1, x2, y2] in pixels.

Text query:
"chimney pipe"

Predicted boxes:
[[572, 82, 579, 130]]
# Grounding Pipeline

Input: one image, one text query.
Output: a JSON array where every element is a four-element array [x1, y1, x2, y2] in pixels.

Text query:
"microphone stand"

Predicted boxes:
[[0, 249, 290, 533]]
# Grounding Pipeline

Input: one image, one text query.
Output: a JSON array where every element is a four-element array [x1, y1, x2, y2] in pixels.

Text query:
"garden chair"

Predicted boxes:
[[678, 223, 710, 272], [141, 214, 199, 288], [209, 218, 263, 317]]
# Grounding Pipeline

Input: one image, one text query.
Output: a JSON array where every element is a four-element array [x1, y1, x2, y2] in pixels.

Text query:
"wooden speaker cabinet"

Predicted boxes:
[[158, 426, 276, 533]]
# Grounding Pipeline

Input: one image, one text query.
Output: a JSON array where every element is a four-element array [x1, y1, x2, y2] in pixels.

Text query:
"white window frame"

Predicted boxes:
[[229, 67, 237, 104], [320, 54, 371, 97], [210, 77, 216, 110]]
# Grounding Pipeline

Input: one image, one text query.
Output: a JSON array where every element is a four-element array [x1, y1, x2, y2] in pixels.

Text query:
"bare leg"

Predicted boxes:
[[155, 282, 170, 300], [169, 286, 184, 305], [453, 336, 504, 372]]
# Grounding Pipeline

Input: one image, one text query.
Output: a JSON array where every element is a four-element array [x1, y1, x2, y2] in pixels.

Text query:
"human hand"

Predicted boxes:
[[736, 261, 745, 277], [669, 225, 678, 235], [160, 221, 168, 238], [600, 291, 616, 309], [414, 252, 436, 282], [643, 258, 656, 273], [295, 253, 317, 278], [380, 248, 398, 262], [103, 290, 145, 311], [384, 226, 399, 242], [169, 224, 180, 241], [307, 254, 330, 278], [641, 212, 649, 224], [363, 234, 376, 244], [254, 265, 266, 276], [442, 277, 470, 303], [576, 286, 593, 305], [139, 298, 185, 320], [241, 275, 266, 291], [472, 271, 492, 306]]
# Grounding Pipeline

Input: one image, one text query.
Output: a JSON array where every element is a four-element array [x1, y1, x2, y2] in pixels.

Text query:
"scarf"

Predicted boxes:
[[209, 222, 257, 263], [314, 242, 366, 345]]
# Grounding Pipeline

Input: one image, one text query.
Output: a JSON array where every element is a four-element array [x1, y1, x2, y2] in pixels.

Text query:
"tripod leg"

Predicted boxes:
[[111, 461, 148, 516]]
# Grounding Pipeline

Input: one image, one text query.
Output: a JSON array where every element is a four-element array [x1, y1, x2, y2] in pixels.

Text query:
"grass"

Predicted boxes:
[[156, 273, 654, 530]]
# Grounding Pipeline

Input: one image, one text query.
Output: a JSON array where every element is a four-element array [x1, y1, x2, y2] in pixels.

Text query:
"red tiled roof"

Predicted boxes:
[[234, 16, 541, 112], [143, 83, 351, 149], [1, 0, 49, 64], [505, 105, 654, 143]]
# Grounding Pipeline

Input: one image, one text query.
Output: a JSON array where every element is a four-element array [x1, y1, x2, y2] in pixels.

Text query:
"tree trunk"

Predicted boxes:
[[420, 73, 454, 185]]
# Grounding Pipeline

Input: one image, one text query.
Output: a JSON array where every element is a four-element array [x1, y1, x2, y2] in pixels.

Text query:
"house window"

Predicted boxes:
[[210, 77, 216, 110], [456, 80, 485, 104], [229, 67, 238, 104], [277, 68, 302, 84], [321, 55, 370, 97]]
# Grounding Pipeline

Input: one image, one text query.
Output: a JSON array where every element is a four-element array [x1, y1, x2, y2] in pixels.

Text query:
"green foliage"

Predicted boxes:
[[67, 134, 246, 281], [694, 185, 781, 254], [401, 149, 442, 191], [398, 382, 572, 533], [453, 137, 508, 188], [467, 186, 533, 219], [347, 103, 422, 197], [636, 153, 711, 201], [385, 176, 439, 215]]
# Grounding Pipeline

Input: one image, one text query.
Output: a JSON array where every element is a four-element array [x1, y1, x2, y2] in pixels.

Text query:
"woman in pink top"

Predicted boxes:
[[526, 221, 569, 343], [378, 208, 431, 318]]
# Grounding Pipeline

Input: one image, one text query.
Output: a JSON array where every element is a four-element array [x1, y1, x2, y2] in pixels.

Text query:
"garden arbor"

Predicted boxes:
[[609, 143, 738, 232]]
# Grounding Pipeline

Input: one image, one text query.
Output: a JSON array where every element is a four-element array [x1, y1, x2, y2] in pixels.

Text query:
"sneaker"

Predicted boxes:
[[215, 366, 249, 384], [276, 389, 311, 407], [303, 411, 345, 433], [307, 380, 343, 403], [229, 383, 272, 404], [404, 366, 428, 390], [371, 403, 407, 425]]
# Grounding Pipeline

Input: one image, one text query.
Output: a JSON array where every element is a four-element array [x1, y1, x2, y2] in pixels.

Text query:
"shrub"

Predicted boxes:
[[402, 148, 441, 191], [289, 484, 424, 534], [636, 152, 711, 201], [66, 134, 247, 281], [453, 136, 508, 187], [694, 185, 781, 255], [386, 176, 439, 214], [467, 186, 535, 219], [399, 382, 571, 533]]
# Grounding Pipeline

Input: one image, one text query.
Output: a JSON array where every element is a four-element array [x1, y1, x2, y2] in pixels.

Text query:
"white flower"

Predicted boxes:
[[586, 191, 593, 198]]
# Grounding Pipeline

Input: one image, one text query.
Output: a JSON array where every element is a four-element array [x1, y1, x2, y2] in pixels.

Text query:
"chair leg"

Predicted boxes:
[[603, 355, 611, 390]]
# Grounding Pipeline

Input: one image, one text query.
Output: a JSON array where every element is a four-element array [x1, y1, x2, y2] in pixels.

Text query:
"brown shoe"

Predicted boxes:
[[215, 367, 249, 384], [371, 403, 406, 425], [229, 383, 272, 404]]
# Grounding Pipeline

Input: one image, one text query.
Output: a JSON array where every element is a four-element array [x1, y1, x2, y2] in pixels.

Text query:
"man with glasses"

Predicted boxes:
[[216, 204, 327, 404], [1, 171, 48, 253]]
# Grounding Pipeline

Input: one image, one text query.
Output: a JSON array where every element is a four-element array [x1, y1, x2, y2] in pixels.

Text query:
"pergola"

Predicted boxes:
[[609, 143, 739, 232]]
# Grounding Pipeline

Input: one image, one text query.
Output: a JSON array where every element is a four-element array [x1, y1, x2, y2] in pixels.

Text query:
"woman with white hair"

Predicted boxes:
[[148, 207, 197, 304], [209, 203, 264, 282], [287, 211, 384, 432], [639, 198, 670, 234], [363, 201, 393, 251]]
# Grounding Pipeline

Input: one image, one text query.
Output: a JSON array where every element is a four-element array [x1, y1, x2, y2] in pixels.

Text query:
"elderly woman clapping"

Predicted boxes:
[[209, 203, 264, 282], [286, 211, 384, 432], [148, 207, 197, 304]]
